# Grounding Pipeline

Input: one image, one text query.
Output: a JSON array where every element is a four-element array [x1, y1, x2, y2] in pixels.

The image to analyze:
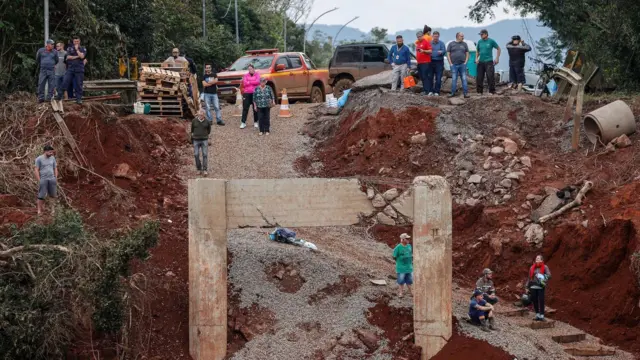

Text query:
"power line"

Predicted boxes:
[[221, 0, 232, 18]]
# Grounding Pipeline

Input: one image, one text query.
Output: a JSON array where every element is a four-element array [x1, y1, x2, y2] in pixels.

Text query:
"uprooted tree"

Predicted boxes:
[[0, 208, 159, 359], [468, 0, 640, 89]]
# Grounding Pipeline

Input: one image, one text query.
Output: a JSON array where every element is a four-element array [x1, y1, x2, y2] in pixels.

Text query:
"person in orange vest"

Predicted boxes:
[[415, 31, 433, 95]]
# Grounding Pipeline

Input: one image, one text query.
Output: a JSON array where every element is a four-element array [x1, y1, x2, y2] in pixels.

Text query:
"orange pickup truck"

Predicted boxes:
[[216, 49, 330, 103]]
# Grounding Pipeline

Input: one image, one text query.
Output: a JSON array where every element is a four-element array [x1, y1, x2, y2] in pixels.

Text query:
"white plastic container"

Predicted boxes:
[[134, 102, 144, 114]]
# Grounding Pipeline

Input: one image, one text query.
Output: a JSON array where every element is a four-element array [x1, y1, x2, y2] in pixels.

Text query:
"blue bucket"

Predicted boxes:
[[269, 233, 276, 241]]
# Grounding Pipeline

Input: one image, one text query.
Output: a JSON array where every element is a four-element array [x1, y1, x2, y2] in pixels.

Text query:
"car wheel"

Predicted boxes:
[[310, 86, 324, 103], [333, 78, 354, 98]]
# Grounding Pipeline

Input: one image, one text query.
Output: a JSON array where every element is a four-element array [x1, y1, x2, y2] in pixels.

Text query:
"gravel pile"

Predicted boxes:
[[228, 226, 395, 360], [203, 104, 315, 179]]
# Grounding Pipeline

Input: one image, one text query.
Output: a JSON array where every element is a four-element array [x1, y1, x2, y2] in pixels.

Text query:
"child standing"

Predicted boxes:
[[392, 233, 413, 297]]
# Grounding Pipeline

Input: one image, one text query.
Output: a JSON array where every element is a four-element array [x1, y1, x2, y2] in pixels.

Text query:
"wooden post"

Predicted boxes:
[[412, 176, 452, 359], [188, 179, 227, 360], [563, 85, 577, 123], [572, 83, 585, 150]]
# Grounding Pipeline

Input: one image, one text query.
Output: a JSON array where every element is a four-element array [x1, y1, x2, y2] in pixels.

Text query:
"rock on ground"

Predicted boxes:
[[531, 194, 563, 222]]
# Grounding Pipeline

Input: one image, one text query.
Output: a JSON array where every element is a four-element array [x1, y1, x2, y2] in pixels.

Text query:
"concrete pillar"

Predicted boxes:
[[188, 179, 227, 360], [412, 176, 452, 360]]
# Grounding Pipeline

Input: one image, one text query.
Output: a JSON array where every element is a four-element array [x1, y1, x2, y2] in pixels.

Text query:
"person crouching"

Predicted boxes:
[[469, 289, 497, 332]]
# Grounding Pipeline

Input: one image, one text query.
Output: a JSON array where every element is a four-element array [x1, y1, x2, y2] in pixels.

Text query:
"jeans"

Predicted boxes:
[[509, 65, 526, 84], [38, 69, 56, 101], [241, 93, 257, 124], [396, 272, 413, 285], [193, 140, 208, 171], [391, 64, 408, 90], [417, 63, 432, 94], [450, 63, 468, 95], [258, 107, 271, 133], [477, 61, 496, 94], [55, 75, 65, 98], [531, 288, 545, 315], [430, 60, 444, 94], [58, 69, 84, 101], [203, 93, 223, 124]]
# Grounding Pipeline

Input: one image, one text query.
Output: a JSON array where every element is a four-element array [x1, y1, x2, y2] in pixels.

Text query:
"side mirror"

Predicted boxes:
[[275, 64, 286, 71]]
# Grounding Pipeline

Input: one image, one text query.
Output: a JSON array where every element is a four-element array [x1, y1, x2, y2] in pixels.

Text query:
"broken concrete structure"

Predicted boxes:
[[188, 177, 452, 360]]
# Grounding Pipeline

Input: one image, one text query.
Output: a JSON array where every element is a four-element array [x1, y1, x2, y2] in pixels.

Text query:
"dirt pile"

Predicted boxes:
[[303, 90, 640, 355]]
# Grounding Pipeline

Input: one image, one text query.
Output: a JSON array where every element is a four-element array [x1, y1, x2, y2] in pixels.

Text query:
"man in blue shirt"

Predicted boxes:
[[36, 39, 58, 103], [430, 31, 447, 96], [56, 36, 86, 104], [386, 35, 412, 91], [469, 289, 496, 332]]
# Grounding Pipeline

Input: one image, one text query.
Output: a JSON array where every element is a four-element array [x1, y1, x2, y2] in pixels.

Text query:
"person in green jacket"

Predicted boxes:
[[393, 233, 413, 297], [191, 109, 211, 176]]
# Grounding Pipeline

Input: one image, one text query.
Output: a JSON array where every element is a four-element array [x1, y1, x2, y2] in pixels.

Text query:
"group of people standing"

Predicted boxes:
[[36, 37, 87, 104], [391, 232, 551, 332], [386, 25, 532, 98]]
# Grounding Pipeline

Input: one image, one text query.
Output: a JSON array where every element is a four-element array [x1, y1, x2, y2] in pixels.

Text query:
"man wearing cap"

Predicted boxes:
[[36, 40, 59, 103], [35, 145, 58, 215], [506, 35, 531, 91], [446, 32, 470, 98], [476, 29, 501, 95], [415, 31, 433, 95], [191, 109, 211, 176], [469, 289, 496, 331], [386, 35, 412, 91], [56, 36, 86, 104], [392, 233, 413, 297], [476, 268, 499, 305]]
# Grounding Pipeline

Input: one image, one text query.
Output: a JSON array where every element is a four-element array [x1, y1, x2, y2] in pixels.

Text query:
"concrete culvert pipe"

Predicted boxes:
[[583, 100, 636, 144]]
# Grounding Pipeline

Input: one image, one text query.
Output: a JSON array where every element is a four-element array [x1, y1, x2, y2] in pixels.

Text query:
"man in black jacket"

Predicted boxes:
[[191, 110, 211, 176], [506, 35, 531, 91]]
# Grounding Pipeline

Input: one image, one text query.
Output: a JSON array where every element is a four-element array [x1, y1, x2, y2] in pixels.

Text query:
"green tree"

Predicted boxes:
[[370, 27, 389, 43], [535, 32, 566, 65]]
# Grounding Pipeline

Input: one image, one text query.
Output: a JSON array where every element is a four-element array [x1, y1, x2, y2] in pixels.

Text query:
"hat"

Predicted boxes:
[[511, 35, 521, 41], [43, 145, 54, 151], [483, 268, 493, 275], [46, 39, 54, 45], [479, 29, 488, 35], [400, 233, 411, 240], [473, 289, 483, 297]]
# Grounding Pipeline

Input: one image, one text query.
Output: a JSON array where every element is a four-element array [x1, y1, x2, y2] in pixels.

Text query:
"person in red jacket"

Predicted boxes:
[[415, 31, 433, 95], [241, 64, 261, 129]]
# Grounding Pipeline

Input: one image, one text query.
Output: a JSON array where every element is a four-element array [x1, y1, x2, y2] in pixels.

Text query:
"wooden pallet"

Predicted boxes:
[[139, 78, 180, 89], [140, 97, 183, 117], [140, 67, 181, 81], [138, 87, 179, 96]]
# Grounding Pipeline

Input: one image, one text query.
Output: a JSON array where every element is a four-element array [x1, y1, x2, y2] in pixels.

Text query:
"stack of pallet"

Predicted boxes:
[[138, 66, 187, 117]]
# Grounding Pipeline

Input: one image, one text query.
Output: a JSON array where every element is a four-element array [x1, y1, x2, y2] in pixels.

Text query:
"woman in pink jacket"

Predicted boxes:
[[241, 64, 261, 129]]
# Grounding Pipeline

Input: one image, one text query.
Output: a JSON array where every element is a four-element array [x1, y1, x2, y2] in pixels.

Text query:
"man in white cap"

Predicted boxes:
[[392, 233, 413, 297]]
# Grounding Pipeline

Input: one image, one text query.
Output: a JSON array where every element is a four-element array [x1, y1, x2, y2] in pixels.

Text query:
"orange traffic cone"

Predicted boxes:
[[232, 89, 242, 117], [278, 88, 292, 118]]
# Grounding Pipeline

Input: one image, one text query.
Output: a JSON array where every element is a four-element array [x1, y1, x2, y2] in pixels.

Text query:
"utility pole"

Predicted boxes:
[[304, 7, 339, 54], [334, 16, 359, 48], [202, 0, 206, 38], [44, 0, 49, 44], [234, 0, 239, 44], [283, 14, 287, 52]]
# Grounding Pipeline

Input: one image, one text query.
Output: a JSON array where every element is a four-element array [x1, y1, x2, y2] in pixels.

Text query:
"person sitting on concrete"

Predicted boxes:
[[469, 289, 496, 332], [392, 233, 413, 298], [528, 254, 551, 322], [476, 268, 499, 305]]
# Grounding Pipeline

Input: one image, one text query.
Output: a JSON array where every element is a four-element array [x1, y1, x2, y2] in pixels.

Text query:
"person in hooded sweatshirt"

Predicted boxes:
[[506, 35, 532, 91]]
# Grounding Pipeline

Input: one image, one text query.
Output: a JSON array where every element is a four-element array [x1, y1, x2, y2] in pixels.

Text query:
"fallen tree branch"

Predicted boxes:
[[539, 181, 593, 223], [0, 244, 72, 258], [402, 332, 414, 341]]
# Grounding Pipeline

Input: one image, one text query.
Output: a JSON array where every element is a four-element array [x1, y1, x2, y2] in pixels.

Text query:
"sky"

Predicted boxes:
[[304, 0, 519, 33]]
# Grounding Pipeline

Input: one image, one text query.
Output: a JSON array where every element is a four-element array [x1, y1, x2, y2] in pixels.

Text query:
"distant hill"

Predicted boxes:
[[307, 19, 552, 71]]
